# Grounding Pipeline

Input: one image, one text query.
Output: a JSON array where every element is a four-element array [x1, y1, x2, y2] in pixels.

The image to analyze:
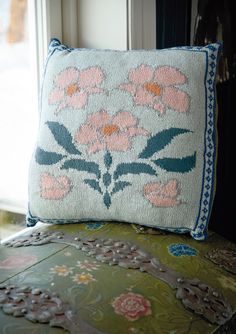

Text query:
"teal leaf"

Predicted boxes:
[[139, 128, 192, 159], [46, 121, 81, 155], [104, 151, 112, 168], [103, 172, 111, 187], [61, 159, 101, 178], [35, 147, 64, 165], [114, 162, 157, 180], [103, 191, 111, 208], [84, 179, 102, 194], [111, 181, 131, 195], [153, 152, 196, 173]]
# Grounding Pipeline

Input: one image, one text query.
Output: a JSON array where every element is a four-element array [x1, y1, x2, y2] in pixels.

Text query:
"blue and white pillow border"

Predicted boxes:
[[167, 44, 220, 240], [190, 44, 220, 240]]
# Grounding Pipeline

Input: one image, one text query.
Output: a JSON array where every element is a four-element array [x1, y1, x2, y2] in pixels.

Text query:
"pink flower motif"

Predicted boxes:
[[120, 64, 190, 114], [40, 173, 72, 200], [0, 255, 37, 269], [76, 260, 100, 271], [48, 66, 104, 114], [111, 292, 152, 321], [75, 110, 149, 154], [143, 179, 180, 207], [50, 265, 74, 277], [72, 272, 96, 285]]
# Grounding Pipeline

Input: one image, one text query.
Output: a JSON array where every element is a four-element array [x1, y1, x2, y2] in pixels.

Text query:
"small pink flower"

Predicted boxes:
[[0, 255, 37, 269], [76, 260, 100, 271], [72, 272, 96, 285], [75, 110, 149, 154], [49, 66, 104, 114], [120, 64, 190, 114], [40, 173, 72, 200], [143, 179, 180, 207], [111, 292, 152, 321], [50, 265, 74, 277]]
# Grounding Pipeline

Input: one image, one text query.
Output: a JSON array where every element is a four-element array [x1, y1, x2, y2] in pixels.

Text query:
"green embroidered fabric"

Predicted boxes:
[[1, 221, 235, 333]]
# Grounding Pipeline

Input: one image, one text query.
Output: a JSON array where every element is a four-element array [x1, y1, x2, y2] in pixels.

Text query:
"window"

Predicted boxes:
[[0, 0, 38, 213]]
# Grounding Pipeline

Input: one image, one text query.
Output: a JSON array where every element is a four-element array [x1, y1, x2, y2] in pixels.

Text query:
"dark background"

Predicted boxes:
[[156, 0, 234, 242]]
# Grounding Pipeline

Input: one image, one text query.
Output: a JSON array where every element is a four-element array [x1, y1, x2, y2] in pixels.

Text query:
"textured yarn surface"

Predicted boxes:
[[27, 39, 220, 240]]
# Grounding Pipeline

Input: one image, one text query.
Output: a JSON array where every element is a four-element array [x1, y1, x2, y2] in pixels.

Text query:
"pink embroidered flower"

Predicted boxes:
[[48, 66, 104, 113], [76, 260, 100, 271], [75, 110, 149, 154], [50, 265, 74, 277], [111, 292, 152, 321], [120, 64, 190, 114], [72, 272, 96, 285], [143, 179, 180, 207], [40, 173, 72, 200], [0, 255, 37, 269]]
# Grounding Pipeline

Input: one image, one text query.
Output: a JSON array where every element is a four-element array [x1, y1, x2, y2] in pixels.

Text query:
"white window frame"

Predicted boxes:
[[127, 0, 156, 50], [31, 0, 80, 93], [30, 0, 62, 94]]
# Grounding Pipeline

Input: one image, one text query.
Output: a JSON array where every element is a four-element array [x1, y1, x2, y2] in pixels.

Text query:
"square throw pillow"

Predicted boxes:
[[27, 38, 220, 240]]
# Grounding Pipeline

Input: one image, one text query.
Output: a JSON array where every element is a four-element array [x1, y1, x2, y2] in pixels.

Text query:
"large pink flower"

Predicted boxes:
[[0, 255, 37, 269], [48, 66, 104, 114], [40, 173, 72, 200], [144, 179, 180, 207], [120, 64, 190, 114], [111, 292, 152, 321], [75, 110, 149, 154]]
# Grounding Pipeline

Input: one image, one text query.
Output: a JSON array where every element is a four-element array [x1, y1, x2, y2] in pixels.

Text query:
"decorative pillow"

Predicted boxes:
[[27, 39, 220, 240]]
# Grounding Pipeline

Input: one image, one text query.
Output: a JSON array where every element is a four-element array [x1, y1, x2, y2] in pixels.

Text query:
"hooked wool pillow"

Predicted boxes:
[[27, 39, 220, 240]]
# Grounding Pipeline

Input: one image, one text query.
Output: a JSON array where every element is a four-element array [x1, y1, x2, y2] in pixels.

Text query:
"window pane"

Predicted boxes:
[[0, 0, 38, 213]]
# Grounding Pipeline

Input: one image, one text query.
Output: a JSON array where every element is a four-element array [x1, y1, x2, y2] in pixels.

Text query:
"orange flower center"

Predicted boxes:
[[79, 274, 90, 282], [66, 84, 79, 96], [56, 267, 67, 273], [101, 124, 119, 136], [144, 83, 162, 96]]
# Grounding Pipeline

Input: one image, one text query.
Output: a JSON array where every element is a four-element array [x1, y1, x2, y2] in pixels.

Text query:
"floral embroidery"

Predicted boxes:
[[50, 265, 74, 276], [111, 292, 152, 321], [119, 64, 190, 114], [0, 255, 37, 269], [143, 179, 180, 207], [72, 272, 96, 285], [85, 222, 105, 230], [217, 275, 236, 292], [48, 66, 104, 114], [40, 173, 72, 200], [75, 110, 149, 154], [36, 120, 196, 208], [168, 244, 198, 257], [76, 260, 100, 271]]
